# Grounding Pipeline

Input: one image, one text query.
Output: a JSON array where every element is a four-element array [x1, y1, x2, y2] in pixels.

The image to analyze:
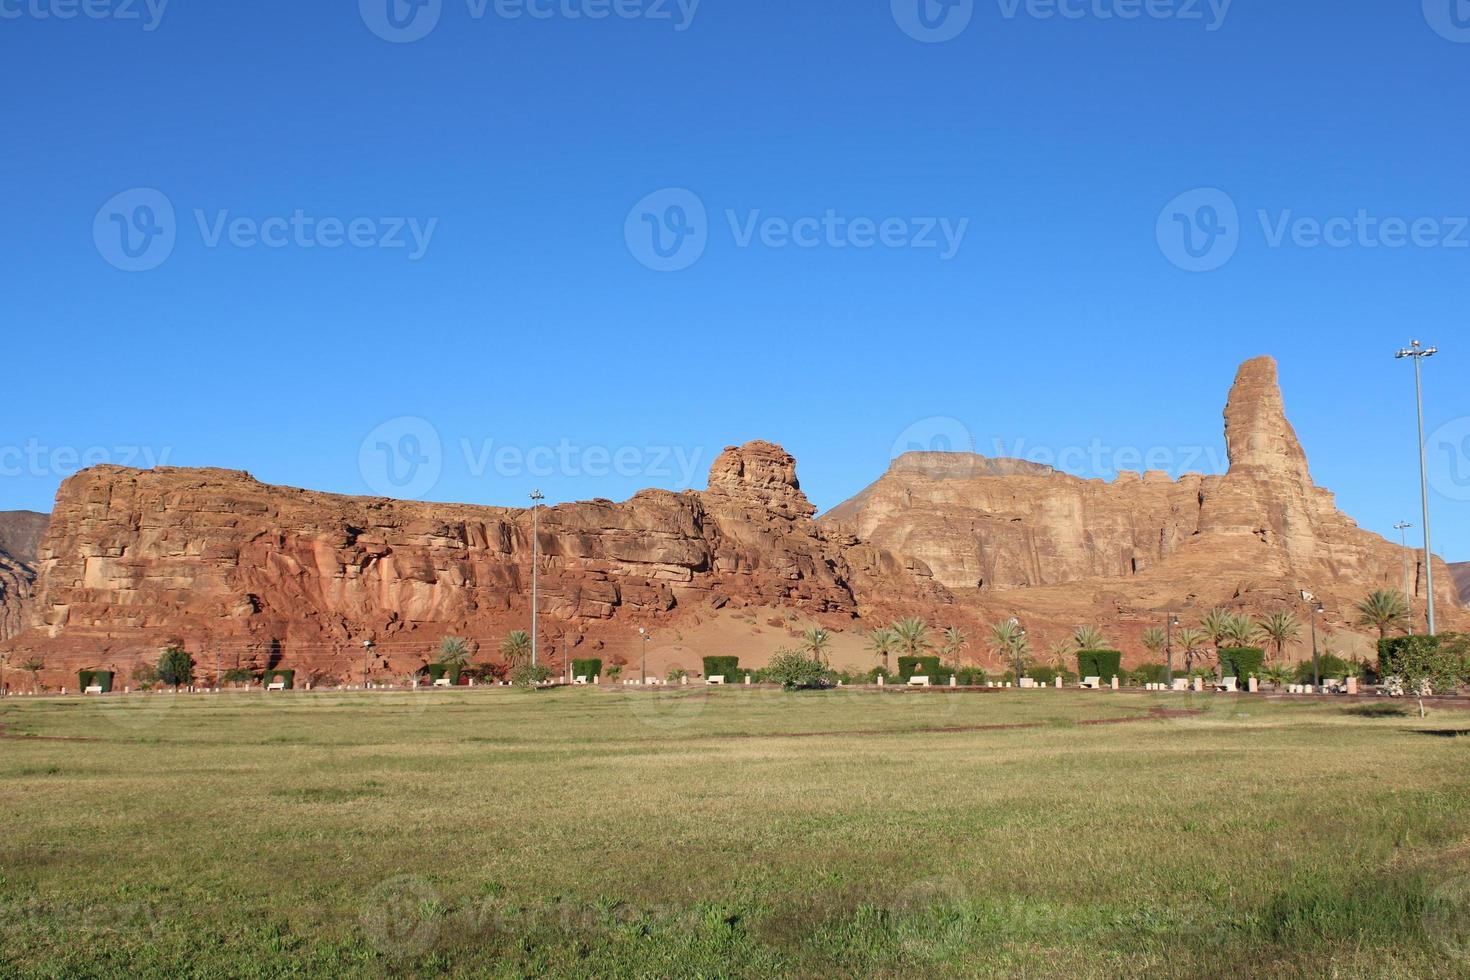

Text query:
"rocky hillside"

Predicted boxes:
[[1454, 563, 1470, 604], [0, 511, 47, 642]]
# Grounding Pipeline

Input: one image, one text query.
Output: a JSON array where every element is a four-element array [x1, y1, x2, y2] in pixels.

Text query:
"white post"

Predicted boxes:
[[1248, 676, 1259, 693], [1054, 676, 1062, 689], [1346, 676, 1358, 695], [1111, 675, 1119, 691]]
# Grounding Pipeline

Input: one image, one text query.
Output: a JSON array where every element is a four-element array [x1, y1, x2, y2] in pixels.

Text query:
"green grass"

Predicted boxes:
[[2, 688, 1469, 978]]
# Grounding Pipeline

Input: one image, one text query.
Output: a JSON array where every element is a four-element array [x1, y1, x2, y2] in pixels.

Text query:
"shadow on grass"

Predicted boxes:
[[1343, 704, 1409, 718], [1412, 729, 1470, 738]]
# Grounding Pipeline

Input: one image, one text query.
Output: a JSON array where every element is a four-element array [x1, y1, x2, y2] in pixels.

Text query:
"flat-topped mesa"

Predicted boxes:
[[1224, 355, 1311, 481], [704, 441, 817, 519]]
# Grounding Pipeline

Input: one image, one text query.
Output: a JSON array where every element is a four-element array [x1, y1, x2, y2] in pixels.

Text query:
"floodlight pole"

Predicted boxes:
[[363, 639, 374, 689], [530, 490, 544, 668], [1395, 341, 1438, 635], [1394, 521, 1415, 634], [638, 628, 649, 684], [1309, 602, 1323, 692], [1165, 615, 1179, 686]]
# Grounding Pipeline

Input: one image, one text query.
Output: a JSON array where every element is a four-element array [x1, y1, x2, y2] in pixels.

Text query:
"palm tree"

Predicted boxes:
[[867, 628, 898, 672], [1201, 608, 1234, 675], [1354, 589, 1411, 642], [1222, 613, 1256, 648], [987, 620, 1029, 680], [892, 618, 932, 658], [1049, 639, 1074, 674], [437, 636, 472, 669], [801, 627, 832, 665], [1072, 625, 1107, 651], [1255, 611, 1302, 666], [1262, 662, 1291, 690], [941, 626, 968, 664], [1174, 628, 1205, 675], [19, 657, 44, 694], [500, 630, 532, 668], [1141, 627, 1167, 662]]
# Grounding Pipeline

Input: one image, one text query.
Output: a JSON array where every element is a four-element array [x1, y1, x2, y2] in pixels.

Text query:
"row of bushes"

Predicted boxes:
[[1076, 649, 1123, 680], [76, 670, 115, 692]]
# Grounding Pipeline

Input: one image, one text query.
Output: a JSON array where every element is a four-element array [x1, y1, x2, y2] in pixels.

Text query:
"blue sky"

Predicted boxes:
[[3, 0, 1467, 561]]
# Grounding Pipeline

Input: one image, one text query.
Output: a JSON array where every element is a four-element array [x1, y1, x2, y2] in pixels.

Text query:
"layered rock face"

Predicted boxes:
[[0, 511, 47, 642], [1, 442, 947, 683], [1454, 564, 1470, 604], [822, 357, 1465, 645]]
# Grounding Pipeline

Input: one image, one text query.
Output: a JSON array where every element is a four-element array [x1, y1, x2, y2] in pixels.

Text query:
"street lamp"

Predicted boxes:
[[1393, 521, 1415, 634], [1165, 615, 1180, 686], [638, 627, 649, 684], [1395, 340, 1439, 635], [1307, 599, 1324, 692], [362, 639, 374, 689], [529, 490, 544, 668]]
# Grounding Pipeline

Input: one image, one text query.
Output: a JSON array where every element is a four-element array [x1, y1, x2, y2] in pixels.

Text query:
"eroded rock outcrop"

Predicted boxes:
[[0, 511, 46, 642], [0, 443, 947, 684]]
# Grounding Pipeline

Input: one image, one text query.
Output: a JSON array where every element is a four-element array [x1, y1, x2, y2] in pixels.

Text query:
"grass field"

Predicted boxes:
[[2, 686, 1469, 978]]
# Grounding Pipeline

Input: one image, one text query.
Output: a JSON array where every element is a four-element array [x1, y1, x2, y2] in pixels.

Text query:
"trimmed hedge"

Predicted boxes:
[[572, 658, 603, 680], [1076, 649, 1123, 681], [423, 663, 462, 684], [77, 670, 115, 693], [261, 669, 295, 690], [1379, 635, 1440, 676], [1028, 667, 1076, 686], [1218, 646, 1266, 681], [702, 656, 740, 680], [898, 656, 943, 681]]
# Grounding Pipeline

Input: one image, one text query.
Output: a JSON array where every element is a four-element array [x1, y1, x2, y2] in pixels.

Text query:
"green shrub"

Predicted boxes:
[[157, 647, 194, 688], [77, 670, 115, 693], [261, 669, 295, 690], [1127, 663, 1169, 686], [898, 656, 942, 682], [222, 668, 255, 685], [511, 664, 553, 688], [702, 656, 740, 680], [1379, 635, 1440, 677], [571, 658, 603, 681], [1292, 653, 1354, 684], [1076, 650, 1123, 681], [1219, 647, 1266, 681], [423, 663, 463, 684], [765, 651, 828, 690], [956, 666, 988, 686], [1027, 667, 1076, 686]]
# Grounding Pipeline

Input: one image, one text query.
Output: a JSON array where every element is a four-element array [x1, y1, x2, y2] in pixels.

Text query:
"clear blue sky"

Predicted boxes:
[[3, 0, 1466, 561]]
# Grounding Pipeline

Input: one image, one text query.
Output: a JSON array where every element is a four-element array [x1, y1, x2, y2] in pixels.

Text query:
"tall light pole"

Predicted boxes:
[[1394, 521, 1415, 633], [1395, 341, 1439, 635], [1165, 614, 1179, 686], [1307, 598, 1324, 692], [363, 639, 374, 689], [638, 627, 649, 684], [529, 490, 544, 668]]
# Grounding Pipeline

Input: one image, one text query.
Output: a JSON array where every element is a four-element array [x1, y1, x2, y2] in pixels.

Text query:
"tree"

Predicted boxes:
[[765, 649, 827, 690], [1072, 625, 1107, 651], [1261, 662, 1291, 690], [1255, 611, 1302, 665], [987, 620, 1030, 681], [500, 631, 532, 668], [605, 664, 623, 683], [1391, 640, 1459, 718], [892, 618, 932, 657], [1222, 613, 1257, 648], [867, 628, 898, 672], [1201, 608, 1235, 675], [1141, 628, 1167, 662], [437, 636, 472, 669], [1355, 589, 1411, 641], [801, 627, 832, 665], [1174, 628, 1205, 675], [157, 645, 194, 691], [19, 657, 44, 694], [941, 626, 968, 664]]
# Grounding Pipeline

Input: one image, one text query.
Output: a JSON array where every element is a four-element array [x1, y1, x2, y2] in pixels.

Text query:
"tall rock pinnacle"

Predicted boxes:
[[1223, 356, 1311, 482]]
